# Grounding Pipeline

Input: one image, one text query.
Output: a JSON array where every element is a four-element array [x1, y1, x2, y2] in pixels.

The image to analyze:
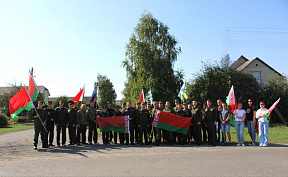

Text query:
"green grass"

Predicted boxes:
[[228, 124, 288, 144], [0, 122, 34, 134]]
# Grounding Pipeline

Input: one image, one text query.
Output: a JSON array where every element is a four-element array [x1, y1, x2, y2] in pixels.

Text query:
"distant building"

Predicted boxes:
[[0, 86, 50, 104], [231, 55, 282, 85]]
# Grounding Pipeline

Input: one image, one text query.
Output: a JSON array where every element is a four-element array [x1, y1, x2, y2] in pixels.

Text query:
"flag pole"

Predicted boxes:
[[24, 86, 48, 132]]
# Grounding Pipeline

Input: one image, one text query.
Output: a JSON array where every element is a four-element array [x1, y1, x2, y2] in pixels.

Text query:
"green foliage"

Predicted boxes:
[[122, 11, 182, 105], [52, 96, 69, 108], [0, 111, 9, 127], [187, 55, 262, 106], [0, 87, 21, 112], [262, 74, 288, 120], [96, 74, 117, 108]]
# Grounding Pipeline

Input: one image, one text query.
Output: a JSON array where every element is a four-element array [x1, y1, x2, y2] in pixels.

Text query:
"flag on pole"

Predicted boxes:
[[178, 81, 188, 102], [226, 85, 238, 126], [138, 89, 145, 103], [9, 87, 34, 120], [153, 110, 191, 134], [89, 87, 97, 103], [28, 72, 38, 102], [73, 86, 85, 103], [145, 88, 154, 103], [265, 98, 281, 122]]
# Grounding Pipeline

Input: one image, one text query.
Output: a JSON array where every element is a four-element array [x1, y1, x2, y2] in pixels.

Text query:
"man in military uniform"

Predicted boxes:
[[204, 99, 218, 146], [124, 101, 138, 145], [217, 99, 223, 143], [107, 101, 115, 143], [137, 102, 151, 145], [173, 99, 179, 112], [135, 102, 141, 144], [191, 101, 202, 145], [163, 101, 175, 145], [31, 101, 48, 149], [46, 101, 55, 146], [155, 101, 164, 145], [88, 102, 97, 145], [76, 104, 88, 145], [67, 101, 77, 145], [202, 103, 208, 142], [114, 105, 124, 144], [100, 106, 110, 145], [74, 101, 79, 110], [121, 102, 127, 113], [182, 102, 191, 144], [55, 100, 68, 146], [149, 101, 158, 143], [175, 103, 186, 145]]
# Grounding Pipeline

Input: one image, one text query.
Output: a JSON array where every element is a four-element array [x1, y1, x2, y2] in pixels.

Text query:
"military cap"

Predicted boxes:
[[141, 102, 146, 105], [106, 101, 111, 104], [183, 102, 187, 105], [159, 102, 163, 104], [68, 100, 74, 105], [48, 101, 53, 104], [116, 105, 120, 108], [147, 104, 151, 107]]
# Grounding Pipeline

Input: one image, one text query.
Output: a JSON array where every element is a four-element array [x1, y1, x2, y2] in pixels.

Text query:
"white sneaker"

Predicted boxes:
[[237, 143, 241, 146], [259, 144, 263, 147], [242, 143, 245, 146]]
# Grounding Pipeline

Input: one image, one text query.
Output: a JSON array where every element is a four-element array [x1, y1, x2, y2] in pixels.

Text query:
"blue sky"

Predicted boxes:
[[1, 0, 287, 100]]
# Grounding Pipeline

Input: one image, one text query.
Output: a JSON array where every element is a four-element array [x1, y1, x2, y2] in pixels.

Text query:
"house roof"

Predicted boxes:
[[237, 57, 282, 76]]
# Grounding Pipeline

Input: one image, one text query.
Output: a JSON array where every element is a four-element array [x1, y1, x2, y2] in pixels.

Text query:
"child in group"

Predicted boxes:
[[219, 102, 232, 146]]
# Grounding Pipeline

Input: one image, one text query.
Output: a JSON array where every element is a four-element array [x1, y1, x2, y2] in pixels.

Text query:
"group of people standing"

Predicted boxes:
[[32, 98, 270, 149]]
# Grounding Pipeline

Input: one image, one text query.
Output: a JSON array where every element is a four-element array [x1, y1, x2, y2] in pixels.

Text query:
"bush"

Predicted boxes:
[[0, 111, 8, 127]]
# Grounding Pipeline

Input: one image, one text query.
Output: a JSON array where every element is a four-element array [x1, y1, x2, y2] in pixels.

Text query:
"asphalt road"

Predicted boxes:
[[0, 129, 288, 176]]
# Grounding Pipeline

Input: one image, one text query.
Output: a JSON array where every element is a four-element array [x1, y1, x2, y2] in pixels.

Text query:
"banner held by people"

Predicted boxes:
[[97, 116, 129, 133], [153, 110, 191, 134]]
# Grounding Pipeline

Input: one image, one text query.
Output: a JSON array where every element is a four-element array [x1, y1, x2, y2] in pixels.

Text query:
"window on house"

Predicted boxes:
[[250, 71, 261, 83]]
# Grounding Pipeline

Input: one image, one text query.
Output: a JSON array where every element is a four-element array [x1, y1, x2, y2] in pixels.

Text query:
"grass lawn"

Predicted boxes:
[[0, 123, 34, 135], [228, 124, 288, 144]]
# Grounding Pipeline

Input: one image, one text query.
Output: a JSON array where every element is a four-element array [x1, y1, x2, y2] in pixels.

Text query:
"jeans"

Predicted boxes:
[[247, 120, 256, 142], [259, 122, 269, 146], [235, 121, 245, 143], [221, 123, 230, 133]]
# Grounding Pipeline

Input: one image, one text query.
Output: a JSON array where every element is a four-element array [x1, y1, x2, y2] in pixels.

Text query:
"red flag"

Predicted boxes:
[[9, 87, 34, 119], [28, 73, 38, 101], [154, 110, 191, 134], [138, 89, 145, 103], [73, 86, 85, 103]]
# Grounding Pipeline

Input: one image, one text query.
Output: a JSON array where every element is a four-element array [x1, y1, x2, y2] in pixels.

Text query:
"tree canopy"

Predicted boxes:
[[122, 12, 182, 105], [187, 55, 262, 106], [96, 74, 117, 108]]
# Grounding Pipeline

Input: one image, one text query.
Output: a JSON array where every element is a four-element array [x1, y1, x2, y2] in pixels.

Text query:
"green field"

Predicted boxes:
[[0, 123, 34, 134], [227, 124, 288, 144]]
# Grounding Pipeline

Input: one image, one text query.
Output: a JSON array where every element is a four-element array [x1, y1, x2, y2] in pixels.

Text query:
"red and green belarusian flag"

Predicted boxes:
[[9, 87, 34, 120], [28, 73, 38, 102], [226, 85, 238, 126], [153, 110, 191, 134], [97, 116, 129, 133], [72, 86, 85, 104], [265, 98, 281, 122]]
